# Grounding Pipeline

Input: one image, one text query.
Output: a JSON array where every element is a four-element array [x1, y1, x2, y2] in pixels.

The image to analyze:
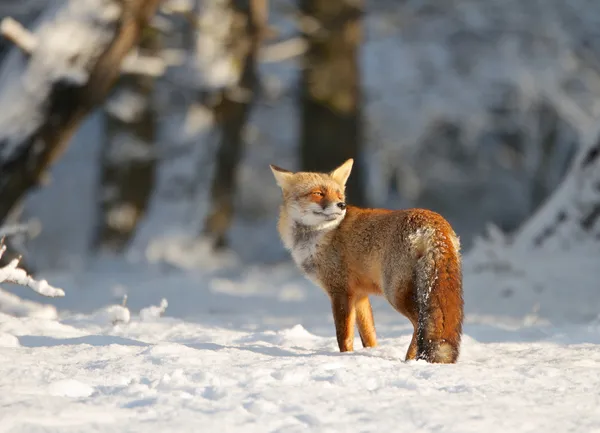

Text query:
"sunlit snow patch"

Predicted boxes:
[[48, 379, 95, 398]]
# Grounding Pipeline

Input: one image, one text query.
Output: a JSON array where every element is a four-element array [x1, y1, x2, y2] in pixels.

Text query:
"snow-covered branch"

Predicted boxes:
[[0, 223, 32, 238], [259, 37, 307, 63], [0, 238, 64, 297], [0, 17, 38, 54], [121, 49, 166, 77], [0, 0, 163, 226], [161, 0, 193, 15]]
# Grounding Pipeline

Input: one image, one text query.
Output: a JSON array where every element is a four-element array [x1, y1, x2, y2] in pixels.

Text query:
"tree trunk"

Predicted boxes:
[[203, 0, 265, 249], [93, 28, 159, 253], [299, 0, 366, 206], [0, 0, 162, 227]]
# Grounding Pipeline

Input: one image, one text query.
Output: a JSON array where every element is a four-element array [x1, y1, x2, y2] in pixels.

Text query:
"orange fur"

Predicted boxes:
[[355, 295, 377, 348], [270, 160, 464, 363]]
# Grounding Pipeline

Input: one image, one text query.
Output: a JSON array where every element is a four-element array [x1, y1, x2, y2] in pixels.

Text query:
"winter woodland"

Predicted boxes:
[[1, 0, 600, 431]]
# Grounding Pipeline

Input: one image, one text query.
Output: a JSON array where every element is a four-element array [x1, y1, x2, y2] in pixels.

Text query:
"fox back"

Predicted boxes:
[[270, 159, 464, 363]]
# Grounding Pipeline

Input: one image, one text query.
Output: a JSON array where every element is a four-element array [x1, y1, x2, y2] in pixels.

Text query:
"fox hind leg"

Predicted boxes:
[[406, 332, 418, 361], [386, 280, 419, 360]]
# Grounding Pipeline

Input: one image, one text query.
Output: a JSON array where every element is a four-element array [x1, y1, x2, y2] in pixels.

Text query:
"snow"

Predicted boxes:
[[0, 331, 19, 347], [0, 243, 65, 297], [139, 298, 168, 321], [0, 288, 58, 319], [513, 139, 600, 251], [1, 303, 600, 432], [104, 89, 148, 124], [48, 379, 95, 398], [194, 0, 239, 89], [89, 303, 131, 326], [120, 49, 166, 77], [0, 244, 599, 432]]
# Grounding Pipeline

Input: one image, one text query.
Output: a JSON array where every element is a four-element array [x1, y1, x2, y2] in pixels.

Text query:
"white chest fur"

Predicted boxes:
[[289, 224, 325, 281], [291, 238, 318, 269]]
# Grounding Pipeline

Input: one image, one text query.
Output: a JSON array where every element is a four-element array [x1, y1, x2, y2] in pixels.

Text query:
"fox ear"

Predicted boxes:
[[330, 158, 354, 186], [270, 164, 294, 189]]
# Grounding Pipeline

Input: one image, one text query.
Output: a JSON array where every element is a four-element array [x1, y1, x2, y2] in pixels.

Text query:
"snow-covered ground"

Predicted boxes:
[[2, 1, 600, 431], [2, 248, 600, 433], [2, 314, 600, 433]]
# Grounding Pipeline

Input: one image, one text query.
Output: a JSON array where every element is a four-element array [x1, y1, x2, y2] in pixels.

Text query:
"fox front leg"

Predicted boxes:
[[330, 294, 356, 352], [355, 295, 377, 348]]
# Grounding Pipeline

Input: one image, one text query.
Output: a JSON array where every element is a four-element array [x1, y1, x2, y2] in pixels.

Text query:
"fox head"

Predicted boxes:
[[270, 159, 353, 229]]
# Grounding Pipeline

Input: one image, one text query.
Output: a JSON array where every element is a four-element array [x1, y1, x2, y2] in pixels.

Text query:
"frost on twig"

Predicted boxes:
[[101, 304, 131, 325], [139, 298, 168, 321], [0, 237, 65, 297]]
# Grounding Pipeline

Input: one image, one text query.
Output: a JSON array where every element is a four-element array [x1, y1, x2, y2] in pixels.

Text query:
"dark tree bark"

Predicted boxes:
[[203, 0, 267, 249], [299, 0, 366, 206], [93, 28, 159, 253], [0, 0, 162, 227]]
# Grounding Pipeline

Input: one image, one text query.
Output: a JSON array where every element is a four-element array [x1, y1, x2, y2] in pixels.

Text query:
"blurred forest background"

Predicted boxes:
[[0, 0, 599, 322]]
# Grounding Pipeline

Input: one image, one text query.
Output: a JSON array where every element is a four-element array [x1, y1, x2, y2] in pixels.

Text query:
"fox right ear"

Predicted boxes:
[[330, 158, 354, 187], [270, 164, 294, 189]]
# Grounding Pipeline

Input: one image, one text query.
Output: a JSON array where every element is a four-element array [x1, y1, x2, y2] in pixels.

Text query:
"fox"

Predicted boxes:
[[269, 159, 464, 363]]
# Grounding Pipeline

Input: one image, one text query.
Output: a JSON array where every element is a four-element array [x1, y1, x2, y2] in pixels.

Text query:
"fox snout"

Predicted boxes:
[[315, 198, 345, 213], [301, 195, 347, 226], [316, 197, 345, 211], [321, 201, 346, 212]]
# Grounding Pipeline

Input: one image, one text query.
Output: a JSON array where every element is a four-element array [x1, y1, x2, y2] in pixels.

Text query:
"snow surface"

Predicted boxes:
[[1, 248, 600, 432], [2, 309, 600, 432]]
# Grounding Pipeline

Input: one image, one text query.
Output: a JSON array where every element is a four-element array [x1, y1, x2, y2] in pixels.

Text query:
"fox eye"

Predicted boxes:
[[311, 191, 324, 197]]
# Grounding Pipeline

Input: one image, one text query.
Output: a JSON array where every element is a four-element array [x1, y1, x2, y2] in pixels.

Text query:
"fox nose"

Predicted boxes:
[[337, 202, 346, 210]]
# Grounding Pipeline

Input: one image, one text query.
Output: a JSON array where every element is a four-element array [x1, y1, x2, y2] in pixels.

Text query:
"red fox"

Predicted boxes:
[[270, 159, 464, 363]]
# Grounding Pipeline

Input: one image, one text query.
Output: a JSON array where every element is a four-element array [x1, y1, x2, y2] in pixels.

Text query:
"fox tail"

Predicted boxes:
[[413, 229, 464, 363]]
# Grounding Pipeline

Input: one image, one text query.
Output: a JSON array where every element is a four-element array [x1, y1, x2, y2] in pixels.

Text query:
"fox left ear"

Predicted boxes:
[[330, 158, 354, 187], [270, 164, 294, 189]]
